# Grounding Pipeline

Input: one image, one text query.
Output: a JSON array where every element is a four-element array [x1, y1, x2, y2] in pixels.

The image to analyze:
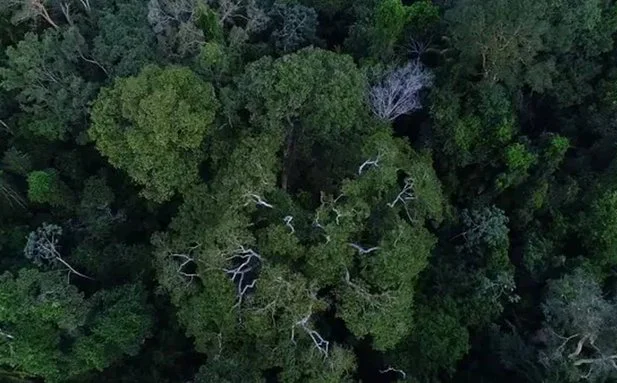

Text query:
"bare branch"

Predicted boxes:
[[0, 119, 13, 135], [0, 328, 14, 340], [369, 62, 433, 122], [245, 193, 274, 208], [283, 215, 295, 234], [380, 366, 407, 379], [358, 153, 382, 175], [167, 243, 201, 284], [24, 224, 93, 281], [77, 0, 91, 12], [387, 178, 415, 208], [348, 243, 380, 255], [223, 245, 262, 307], [60, 2, 72, 25], [292, 312, 329, 358]]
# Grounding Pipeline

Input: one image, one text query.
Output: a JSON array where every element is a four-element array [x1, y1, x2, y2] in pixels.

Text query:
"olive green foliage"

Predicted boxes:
[[90, 65, 219, 202], [3, 0, 617, 381], [581, 188, 617, 276], [0, 269, 153, 382], [0, 29, 96, 140]]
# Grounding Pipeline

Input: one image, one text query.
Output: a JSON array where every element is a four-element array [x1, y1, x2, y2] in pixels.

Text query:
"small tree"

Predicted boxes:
[[24, 223, 92, 280], [27, 169, 71, 207]]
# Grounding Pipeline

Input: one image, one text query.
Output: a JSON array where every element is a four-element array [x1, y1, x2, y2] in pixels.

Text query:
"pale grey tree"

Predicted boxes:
[[368, 62, 433, 121]]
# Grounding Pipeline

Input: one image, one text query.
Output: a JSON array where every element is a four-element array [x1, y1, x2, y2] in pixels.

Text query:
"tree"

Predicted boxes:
[[269, 2, 318, 54], [69, 283, 153, 374], [386, 298, 470, 380], [0, 269, 153, 382], [24, 223, 92, 280], [445, 0, 548, 88], [147, 0, 207, 58], [89, 65, 219, 202], [26, 169, 72, 207], [93, 0, 158, 77], [0, 28, 96, 140], [2, 0, 60, 29], [540, 270, 617, 381], [236, 47, 371, 191], [368, 61, 433, 122], [152, 118, 444, 379]]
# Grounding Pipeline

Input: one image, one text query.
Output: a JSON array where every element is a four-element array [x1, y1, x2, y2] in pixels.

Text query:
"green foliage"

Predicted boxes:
[[446, 0, 547, 88], [389, 299, 470, 379], [580, 188, 617, 276], [93, 0, 158, 77], [373, 0, 408, 55], [239, 48, 366, 137], [27, 169, 70, 207], [195, 3, 224, 42], [0, 269, 153, 382], [406, 0, 439, 34], [2, 147, 32, 176], [269, 2, 318, 53], [0, 29, 96, 140], [70, 284, 153, 373], [0, 269, 86, 382], [431, 83, 516, 167], [2, 0, 617, 380], [90, 65, 219, 202]]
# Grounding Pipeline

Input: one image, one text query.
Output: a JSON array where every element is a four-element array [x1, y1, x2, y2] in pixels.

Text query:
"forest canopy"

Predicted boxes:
[[1, 0, 617, 382]]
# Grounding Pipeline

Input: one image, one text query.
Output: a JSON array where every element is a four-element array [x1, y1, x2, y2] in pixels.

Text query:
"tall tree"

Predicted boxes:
[[89, 65, 219, 202]]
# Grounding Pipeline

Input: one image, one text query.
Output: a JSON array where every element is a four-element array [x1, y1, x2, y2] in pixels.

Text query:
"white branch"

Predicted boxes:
[[358, 153, 382, 175], [78, 0, 91, 11], [168, 243, 201, 284], [223, 246, 262, 307], [0, 328, 14, 340], [387, 178, 415, 208], [245, 193, 273, 208], [369, 61, 433, 122], [292, 312, 329, 358], [349, 243, 380, 255], [380, 366, 407, 379], [283, 215, 295, 234]]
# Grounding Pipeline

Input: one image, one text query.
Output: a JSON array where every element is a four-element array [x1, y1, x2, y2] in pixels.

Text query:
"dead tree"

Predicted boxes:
[[24, 223, 92, 281], [368, 62, 433, 122]]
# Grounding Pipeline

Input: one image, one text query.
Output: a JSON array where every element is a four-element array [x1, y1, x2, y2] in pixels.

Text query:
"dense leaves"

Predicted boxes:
[[90, 65, 219, 202], [2, 0, 617, 382]]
